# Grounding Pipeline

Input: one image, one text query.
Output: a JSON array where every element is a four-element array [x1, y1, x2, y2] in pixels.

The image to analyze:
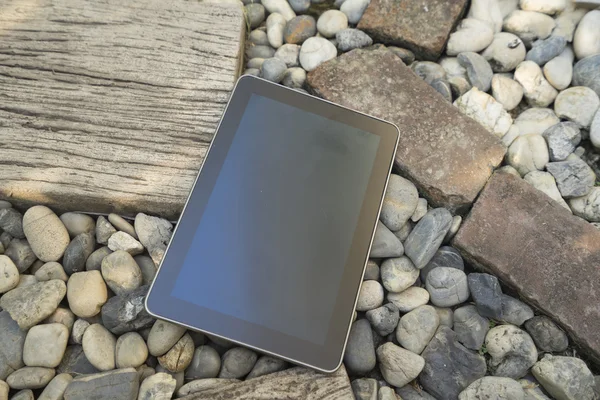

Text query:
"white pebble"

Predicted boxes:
[[439, 57, 467, 79], [356, 280, 384, 311], [340, 0, 370, 25], [519, 0, 568, 15], [513, 108, 560, 136], [262, 0, 296, 21], [446, 19, 494, 56], [468, 0, 503, 33], [266, 13, 287, 49], [507, 134, 550, 176], [552, 9, 587, 42], [514, 61, 558, 107], [554, 86, 600, 128], [543, 47, 574, 90], [0, 255, 19, 293], [491, 74, 523, 111], [454, 87, 513, 138], [591, 110, 600, 149], [573, 10, 600, 60], [317, 10, 348, 38], [501, 125, 521, 147], [299, 37, 338, 71], [481, 32, 526, 73], [503, 10, 555, 46], [524, 171, 571, 210]]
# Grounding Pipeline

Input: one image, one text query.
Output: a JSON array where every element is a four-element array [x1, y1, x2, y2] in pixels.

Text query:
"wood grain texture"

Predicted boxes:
[[0, 0, 246, 219], [178, 365, 355, 400]]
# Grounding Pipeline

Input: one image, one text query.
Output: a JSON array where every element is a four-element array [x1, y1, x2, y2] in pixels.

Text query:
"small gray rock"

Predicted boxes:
[[0, 311, 26, 381], [59, 212, 95, 238], [380, 174, 419, 231], [218, 347, 258, 379], [283, 15, 317, 45], [458, 52, 494, 92], [542, 122, 581, 161], [101, 285, 154, 335], [388, 46, 415, 65], [376, 342, 424, 388], [107, 231, 144, 256], [468, 273, 504, 319], [63, 368, 139, 400], [486, 325, 537, 379], [336, 29, 372, 52], [404, 208, 453, 269], [185, 345, 221, 380], [380, 256, 418, 293], [411, 61, 446, 85], [524, 316, 569, 352], [344, 319, 376, 374], [71, 319, 90, 345], [453, 305, 489, 351], [63, 232, 95, 275], [34, 261, 68, 282], [95, 216, 116, 246], [260, 58, 287, 83], [147, 319, 187, 357], [246, 356, 287, 379], [101, 250, 143, 296], [245, 44, 276, 59], [133, 255, 157, 286], [289, 0, 310, 13], [5, 239, 36, 273], [56, 345, 98, 376], [23, 323, 69, 368], [6, 367, 55, 390], [366, 303, 399, 337], [370, 221, 404, 258], [274, 44, 300, 67], [363, 260, 379, 281], [526, 36, 567, 66], [134, 213, 172, 267], [340, 0, 370, 24], [459, 377, 525, 400], [500, 295, 534, 326], [396, 305, 440, 354], [351, 378, 378, 400], [107, 213, 136, 238], [0, 232, 12, 250], [546, 158, 596, 198], [245, 4, 265, 29], [248, 31, 269, 47], [555, 86, 600, 128], [573, 54, 600, 98], [532, 355, 595, 400], [356, 280, 384, 311], [85, 246, 112, 271], [426, 267, 470, 308], [0, 280, 66, 330], [137, 372, 176, 400], [115, 332, 148, 369], [38, 373, 73, 400], [10, 389, 34, 400], [420, 246, 464, 282], [0, 209, 24, 239], [430, 79, 453, 102]]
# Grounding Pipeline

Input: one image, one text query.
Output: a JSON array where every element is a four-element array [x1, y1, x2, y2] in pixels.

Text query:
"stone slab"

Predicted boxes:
[[358, 0, 468, 60], [453, 172, 600, 365], [307, 48, 506, 214], [63, 368, 139, 400]]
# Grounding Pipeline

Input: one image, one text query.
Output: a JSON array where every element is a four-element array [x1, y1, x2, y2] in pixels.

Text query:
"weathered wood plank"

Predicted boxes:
[[0, 0, 245, 219], [178, 365, 355, 400]]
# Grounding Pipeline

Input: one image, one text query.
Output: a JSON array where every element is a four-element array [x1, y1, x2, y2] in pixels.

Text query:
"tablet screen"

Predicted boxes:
[[172, 94, 380, 345]]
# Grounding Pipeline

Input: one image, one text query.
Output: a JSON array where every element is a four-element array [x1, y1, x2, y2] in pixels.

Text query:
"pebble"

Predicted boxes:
[[344, 319, 376, 374], [246, 356, 287, 379], [0, 279, 66, 329], [404, 208, 453, 269], [248, 31, 269, 47], [177, 378, 241, 398], [376, 342, 424, 388], [514, 61, 558, 107], [245, 44, 276, 59], [101, 250, 143, 296], [218, 347, 258, 379], [137, 372, 176, 400], [363, 260, 379, 281], [0, 208, 24, 239], [115, 332, 148, 368], [468, 273, 504, 319], [352, 378, 377, 400], [101, 285, 154, 335], [542, 121, 581, 161], [185, 345, 221, 380], [0, 256, 19, 293], [388, 47, 415, 65], [459, 377, 525, 400], [426, 267, 470, 307], [573, 10, 600, 60], [108, 231, 144, 256], [245, 4, 265, 29], [592, 110, 600, 148], [513, 107, 560, 136], [410, 198, 427, 222], [22, 206, 70, 262], [67, 271, 107, 319], [439, 57, 467, 80], [387, 287, 430, 313], [317, 10, 348, 38], [85, 246, 112, 271], [457, 52, 493, 92], [554, 86, 600, 128], [447, 19, 494, 56], [71, 319, 90, 344], [38, 373, 72, 400], [454, 88, 512, 138], [449, 76, 472, 99], [34, 262, 67, 282], [63, 368, 139, 399], [524, 315, 569, 352], [10, 390, 34, 400], [0, 311, 26, 381], [370, 221, 404, 258], [546, 157, 596, 198], [569, 187, 600, 222], [56, 345, 98, 376], [340, 0, 370, 24], [453, 305, 489, 351], [261, 0, 296, 21], [491, 74, 523, 111], [396, 385, 437, 399], [394, 221, 413, 242], [6, 367, 55, 390], [485, 325, 538, 379], [14, 275, 35, 289], [95, 216, 116, 246], [282, 68, 306, 88], [44, 307, 74, 332], [420, 326, 487, 399], [366, 303, 399, 336], [336, 29, 372, 52], [380, 174, 419, 231], [573, 54, 600, 98], [274, 44, 300, 67], [524, 171, 570, 210], [553, 8, 587, 41], [500, 295, 534, 326], [135, 212, 172, 269], [244, 68, 259, 76], [396, 305, 440, 354], [502, 10, 555, 46], [0, 232, 11, 251], [107, 213, 137, 238], [380, 256, 418, 293], [23, 323, 68, 368], [147, 320, 187, 357], [520, 0, 567, 14], [543, 47, 574, 90], [507, 134, 550, 176], [63, 232, 95, 275], [82, 324, 116, 371], [299, 37, 337, 72], [283, 16, 316, 45], [356, 280, 384, 311], [259, 58, 287, 83], [435, 307, 454, 328], [59, 213, 95, 238], [526, 36, 567, 66], [467, 0, 503, 33], [158, 334, 194, 373], [532, 355, 596, 400]]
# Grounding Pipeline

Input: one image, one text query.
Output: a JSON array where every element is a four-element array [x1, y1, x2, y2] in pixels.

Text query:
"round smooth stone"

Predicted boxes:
[[266, 13, 287, 49], [543, 47, 574, 90], [380, 175, 419, 232], [63, 232, 96, 275], [524, 316, 569, 352], [23, 323, 69, 368], [86, 246, 112, 271], [259, 58, 287, 83], [101, 250, 143, 296], [147, 319, 187, 357], [344, 319, 376, 374], [116, 332, 148, 368], [396, 305, 440, 354], [274, 44, 300, 67], [340, 0, 369, 24], [316, 10, 348, 38], [513, 107, 560, 136], [34, 262, 68, 282], [447, 19, 494, 56], [502, 10, 555, 46], [491, 74, 523, 111], [387, 287, 430, 313], [376, 342, 425, 388], [573, 10, 600, 60], [554, 86, 600, 128], [262, 0, 296, 21], [248, 30, 269, 46], [573, 54, 600, 98], [439, 57, 467, 79], [15, 275, 37, 289], [185, 345, 221, 380], [6, 367, 55, 390], [299, 37, 337, 72], [425, 267, 470, 308], [524, 171, 570, 210], [245, 44, 276, 59], [380, 256, 419, 293], [244, 4, 265, 29], [284, 15, 316, 45], [247, 356, 287, 379], [526, 36, 567, 66], [356, 280, 384, 311], [22, 206, 70, 262], [82, 324, 116, 371], [67, 270, 108, 318], [59, 212, 95, 238], [420, 246, 464, 282], [44, 306, 75, 331], [507, 134, 550, 176], [137, 372, 176, 400], [218, 347, 258, 379], [282, 67, 306, 88], [158, 334, 194, 373], [485, 325, 537, 379], [404, 208, 453, 270], [514, 61, 558, 107], [0, 255, 19, 293], [107, 213, 137, 238]]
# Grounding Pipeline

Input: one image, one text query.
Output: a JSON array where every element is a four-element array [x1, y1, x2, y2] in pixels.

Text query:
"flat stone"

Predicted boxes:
[[60, 213, 95, 238], [56, 346, 98, 376], [38, 373, 73, 400], [307, 48, 505, 213], [420, 326, 487, 400], [0, 280, 66, 329], [0, 311, 26, 381], [453, 171, 600, 364], [370, 221, 404, 258], [137, 372, 176, 400], [404, 208, 453, 269], [10, 389, 34, 400], [546, 158, 596, 198], [63, 368, 139, 400], [376, 342, 424, 388], [107, 231, 144, 256], [101, 285, 154, 335], [5, 239, 36, 273], [6, 367, 55, 390], [396, 305, 440, 354], [185, 346, 221, 380], [554, 86, 600, 128], [526, 36, 567, 66], [524, 315, 569, 352], [357, 0, 468, 60], [532, 355, 595, 400], [453, 305, 489, 351], [366, 303, 400, 337], [23, 323, 69, 368], [467, 273, 504, 319], [459, 377, 525, 400], [218, 347, 258, 379], [107, 213, 136, 238], [344, 319, 376, 374], [454, 87, 512, 138], [542, 122, 581, 161], [573, 55, 600, 97]]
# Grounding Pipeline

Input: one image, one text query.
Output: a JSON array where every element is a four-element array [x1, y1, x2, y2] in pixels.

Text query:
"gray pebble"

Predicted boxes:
[[6, 367, 55, 390], [0, 232, 12, 251], [486, 325, 537, 379], [0, 209, 24, 239], [23, 323, 69, 368], [449, 76, 472, 98], [340, 0, 370, 24], [274, 44, 300, 67], [336, 29, 372, 52], [137, 372, 176, 400], [107, 231, 144, 256], [282, 67, 306, 88], [0, 280, 66, 330], [370, 221, 403, 258], [426, 267, 470, 308], [4, 239, 36, 273], [284, 15, 317, 45], [247, 58, 265, 69], [71, 319, 90, 345], [356, 280, 384, 311], [393, 222, 413, 242], [289, 0, 310, 13], [62, 368, 139, 400], [573, 54, 600, 97], [115, 332, 148, 369], [63, 232, 95, 275], [376, 342, 424, 388], [366, 303, 399, 337], [107, 214, 137, 238], [59, 213, 95, 238], [0, 200, 11, 209], [134, 213, 172, 267], [542, 122, 581, 161], [396, 385, 437, 399], [388, 47, 415, 65], [38, 373, 73, 400], [246, 356, 287, 379], [95, 216, 116, 245], [500, 295, 534, 326], [245, 44, 276, 59], [468, 273, 504, 319], [404, 208, 453, 269], [56, 345, 98, 376], [524, 316, 569, 352], [546, 158, 596, 198], [82, 323, 116, 371], [344, 319, 376, 374], [85, 246, 112, 271], [459, 377, 525, 400], [351, 378, 378, 400], [245, 4, 265, 29], [0, 255, 19, 293], [363, 260, 379, 281], [15, 275, 36, 289], [396, 305, 440, 354], [380, 175, 419, 232], [435, 307, 454, 328], [532, 355, 595, 400], [10, 390, 34, 400], [101, 285, 154, 335], [453, 305, 489, 351], [185, 345, 221, 380], [458, 52, 494, 92], [526, 36, 567, 66], [134, 255, 158, 286], [34, 262, 67, 282], [387, 287, 429, 313], [430, 79, 453, 102], [260, 58, 287, 82], [248, 30, 269, 46], [411, 61, 446, 85], [420, 246, 464, 282], [218, 347, 258, 379], [244, 68, 260, 76], [0, 311, 26, 381], [380, 256, 418, 293]]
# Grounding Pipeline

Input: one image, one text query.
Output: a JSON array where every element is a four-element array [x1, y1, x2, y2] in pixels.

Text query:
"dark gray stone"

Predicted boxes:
[[542, 122, 581, 161], [500, 295, 534, 326], [246, 356, 287, 379], [524, 316, 569, 352], [467, 273, 504, 319], [284, 15, 317, 45], [419, 326, 487, 400], [57, 345, 99, 376], [351, 378, 378, 400], [453, 305, 489, 351], [0, 232, 12, 250], [62, 233, 95, 275], [101, 285, 154, 335], [458, 52, 494, 92], [420, 246, 464, 282], [4, 239, 36, 273], [63, 368, 139, 400], [0, 311, 26, 380], [365, 303, 399, 337], [218, 347, 258, 379], [336, 29, 373, 52], [344, 319, 376, 375], [0, 208, 24, 239], [134, 255, 157, 286], [370, 221, 403, 258], [245, 4, 265, 29], [363, 260, 379, 281], [546, 158, 596, 198], [573, 54, 600, 97], [404, 208, 453, 270], [430, 79, 452, 102], [95, 216, 116, 246], [526, 36, 567, 66]]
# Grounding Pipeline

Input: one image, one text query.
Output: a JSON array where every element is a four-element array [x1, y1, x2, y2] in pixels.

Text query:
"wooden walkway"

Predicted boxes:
[[0, 0, 246, 219]]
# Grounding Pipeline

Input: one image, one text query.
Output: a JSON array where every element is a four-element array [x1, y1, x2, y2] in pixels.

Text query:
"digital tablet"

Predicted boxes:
[[146, 75, 399, 372]]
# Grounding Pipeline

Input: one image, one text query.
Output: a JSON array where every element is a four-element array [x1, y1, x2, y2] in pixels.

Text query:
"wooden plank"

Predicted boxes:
[[178, 365, 355, 400], [0, 0, 245, 219]]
